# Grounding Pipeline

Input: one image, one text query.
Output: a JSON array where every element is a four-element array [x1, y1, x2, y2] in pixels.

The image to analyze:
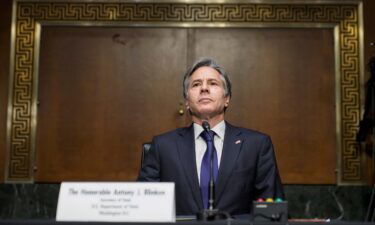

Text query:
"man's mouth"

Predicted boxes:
[[199, 98, 212, 102]]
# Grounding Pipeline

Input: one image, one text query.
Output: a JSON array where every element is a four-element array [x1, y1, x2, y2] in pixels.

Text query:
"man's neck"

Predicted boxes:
[[192, 114, 225, 128]]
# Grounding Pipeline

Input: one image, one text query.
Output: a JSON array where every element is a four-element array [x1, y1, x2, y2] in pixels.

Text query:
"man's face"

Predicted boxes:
[[185, 66, 230, 120]]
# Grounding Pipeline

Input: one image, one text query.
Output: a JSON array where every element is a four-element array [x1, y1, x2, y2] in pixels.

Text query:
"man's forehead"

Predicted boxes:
[[190, 67, 221, 80], [190, 76, 221, 81]]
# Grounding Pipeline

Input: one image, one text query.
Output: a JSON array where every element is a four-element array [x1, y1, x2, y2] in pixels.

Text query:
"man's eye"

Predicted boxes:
[[192, 83, 200, 87], [210, 82, 218, 86]]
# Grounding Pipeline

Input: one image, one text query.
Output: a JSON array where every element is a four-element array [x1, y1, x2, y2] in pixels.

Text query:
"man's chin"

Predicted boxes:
[[191, 109, 224, 120]]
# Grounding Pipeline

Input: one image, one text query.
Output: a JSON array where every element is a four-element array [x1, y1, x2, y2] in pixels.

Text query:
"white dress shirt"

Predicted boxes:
[[194, 120, 226, 184]]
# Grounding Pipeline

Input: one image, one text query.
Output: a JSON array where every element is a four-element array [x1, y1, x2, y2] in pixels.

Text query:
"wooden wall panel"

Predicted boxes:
[[191, 28, 336, 184], [364, 0, 375, 69], [0, 0, 12, 182], [36, 26, 335, 184], [36, 27, 188, 181]]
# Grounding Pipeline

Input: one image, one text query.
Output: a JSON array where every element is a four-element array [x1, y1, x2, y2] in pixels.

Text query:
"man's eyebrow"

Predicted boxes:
[[207, 78, 220, 81], [190, 79, 202, 83]]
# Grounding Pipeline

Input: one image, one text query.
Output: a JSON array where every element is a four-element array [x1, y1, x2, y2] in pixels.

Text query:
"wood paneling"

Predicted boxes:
[[364, 0, 375, 69], [0, 0, 12, 182], [191, 28, 336, 184], [36, 27, 335, 184], [36, 27, 188, 181]]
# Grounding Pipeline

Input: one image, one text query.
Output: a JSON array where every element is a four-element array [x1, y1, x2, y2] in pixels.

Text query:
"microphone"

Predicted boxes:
[[202, 121, 210, 132], [197, 121, 230, 221], [202, 121, 215, 210]]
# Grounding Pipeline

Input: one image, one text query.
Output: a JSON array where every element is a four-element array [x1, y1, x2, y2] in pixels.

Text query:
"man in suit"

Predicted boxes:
[[138, 58, 284, 216]]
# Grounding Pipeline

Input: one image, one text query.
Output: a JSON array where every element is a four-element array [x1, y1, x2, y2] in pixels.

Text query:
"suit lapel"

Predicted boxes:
[[176, 125, 203, 210], [215, 122, 243, 204]]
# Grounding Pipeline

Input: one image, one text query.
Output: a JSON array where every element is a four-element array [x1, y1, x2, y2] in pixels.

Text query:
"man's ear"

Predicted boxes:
[[224, 96, 230, 107]]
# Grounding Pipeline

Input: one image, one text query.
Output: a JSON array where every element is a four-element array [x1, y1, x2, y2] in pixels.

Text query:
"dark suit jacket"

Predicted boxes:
[[137, 122, 284, 216]]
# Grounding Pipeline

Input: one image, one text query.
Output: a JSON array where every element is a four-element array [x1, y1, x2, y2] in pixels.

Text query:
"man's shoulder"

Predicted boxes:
[[153, 125, 192, 140]]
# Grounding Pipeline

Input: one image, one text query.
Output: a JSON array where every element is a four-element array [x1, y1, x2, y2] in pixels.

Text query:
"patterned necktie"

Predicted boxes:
[[200, 130, 218, 209]]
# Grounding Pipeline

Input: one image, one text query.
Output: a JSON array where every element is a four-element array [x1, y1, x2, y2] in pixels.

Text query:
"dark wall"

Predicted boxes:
[[0, 0, 12, 182], [364, 0, 375, 70]]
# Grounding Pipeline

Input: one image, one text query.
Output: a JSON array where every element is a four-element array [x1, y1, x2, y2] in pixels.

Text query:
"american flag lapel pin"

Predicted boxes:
[[235, 140, 241, 144]]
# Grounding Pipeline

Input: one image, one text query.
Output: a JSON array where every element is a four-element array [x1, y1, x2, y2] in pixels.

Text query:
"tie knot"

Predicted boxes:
[[200, 130, 215, 142]]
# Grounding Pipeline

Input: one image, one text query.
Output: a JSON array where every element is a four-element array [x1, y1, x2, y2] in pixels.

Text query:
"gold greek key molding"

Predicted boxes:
[[6, 1, 364, 184]]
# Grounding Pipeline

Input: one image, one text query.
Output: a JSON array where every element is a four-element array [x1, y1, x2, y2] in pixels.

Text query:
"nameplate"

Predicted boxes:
[[56, 182, 175, 222]]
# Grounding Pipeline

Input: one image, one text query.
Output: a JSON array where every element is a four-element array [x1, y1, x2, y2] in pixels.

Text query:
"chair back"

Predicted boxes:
[[141, 142, 152, 168]]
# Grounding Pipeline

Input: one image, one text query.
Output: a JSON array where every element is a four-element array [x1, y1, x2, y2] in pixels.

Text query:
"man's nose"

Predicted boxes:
[[200, 82, 209, 93]]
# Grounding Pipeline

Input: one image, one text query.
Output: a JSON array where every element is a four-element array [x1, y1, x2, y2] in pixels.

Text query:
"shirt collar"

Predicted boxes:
[[193, 120, 226, 140]]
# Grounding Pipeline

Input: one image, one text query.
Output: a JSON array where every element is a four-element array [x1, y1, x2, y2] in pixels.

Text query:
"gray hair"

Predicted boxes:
[[182, 58, 232, 99]]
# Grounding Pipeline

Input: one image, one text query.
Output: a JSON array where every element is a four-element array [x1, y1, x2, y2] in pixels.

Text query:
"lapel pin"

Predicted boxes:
[[235, 140, 241, 144]]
